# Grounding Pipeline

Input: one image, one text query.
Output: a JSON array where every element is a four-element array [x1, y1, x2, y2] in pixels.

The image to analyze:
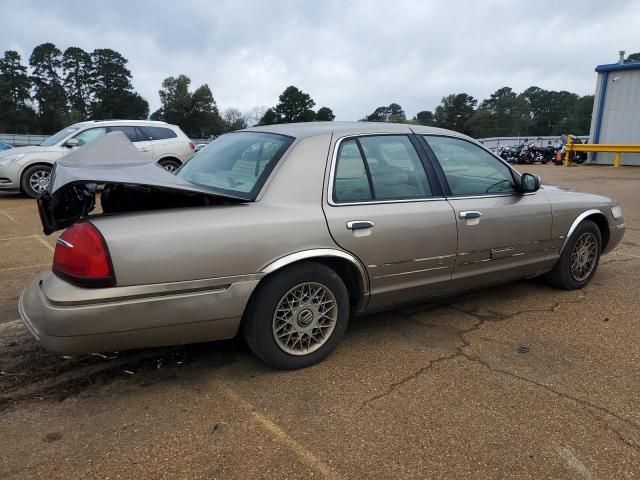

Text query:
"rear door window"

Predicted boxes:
[[333, 135, 432, 203], [108, 126, 141, 142], [333, 139, 373, 203]]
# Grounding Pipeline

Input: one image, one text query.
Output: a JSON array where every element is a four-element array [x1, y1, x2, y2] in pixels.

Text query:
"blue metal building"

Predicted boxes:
[[589, 53, 640, 165]]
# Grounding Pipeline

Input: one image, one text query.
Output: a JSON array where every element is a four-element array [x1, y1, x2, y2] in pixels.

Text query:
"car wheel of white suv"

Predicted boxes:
[[158, 158, 181, 173], [21, 164, 52, 198]]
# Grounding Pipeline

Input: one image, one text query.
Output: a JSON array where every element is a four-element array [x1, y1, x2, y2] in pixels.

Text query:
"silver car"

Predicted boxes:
[[20, 122, 625, 369]]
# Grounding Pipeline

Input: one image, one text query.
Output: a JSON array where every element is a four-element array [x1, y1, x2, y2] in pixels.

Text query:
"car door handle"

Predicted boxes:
[[459, 211, 482, 219], [139, 147, 150, 152], [346, 220, 375, 230]]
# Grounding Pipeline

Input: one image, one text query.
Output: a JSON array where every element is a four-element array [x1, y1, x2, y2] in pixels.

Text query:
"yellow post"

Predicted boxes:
[[614, 152, 621, 167], [564, 135, 572, 167]]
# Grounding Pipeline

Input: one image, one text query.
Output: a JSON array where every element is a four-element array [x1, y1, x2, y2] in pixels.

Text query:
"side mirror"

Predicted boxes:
[[520, 173, 541, 193], [64, 138, 79, 148]]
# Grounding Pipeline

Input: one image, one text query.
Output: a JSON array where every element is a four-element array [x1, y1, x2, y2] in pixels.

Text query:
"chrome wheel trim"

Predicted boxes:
[[161, 162, 178, 173], [29, 169, 50, 194], [570, 232, 598, 282], [272, 282, 338, 356]]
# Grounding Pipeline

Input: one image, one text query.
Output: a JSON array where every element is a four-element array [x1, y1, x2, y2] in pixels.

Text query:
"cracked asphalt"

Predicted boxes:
[[1, 164, 639, 479]]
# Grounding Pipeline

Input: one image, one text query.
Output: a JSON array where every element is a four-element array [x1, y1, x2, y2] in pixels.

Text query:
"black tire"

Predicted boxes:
[[158, 158, 181, 173], [21, 164, 52, 198], [242, 262, 350, 370], [545, 220, 602, 290]]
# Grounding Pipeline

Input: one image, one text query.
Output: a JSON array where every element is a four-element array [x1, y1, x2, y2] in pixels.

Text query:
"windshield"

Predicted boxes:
[[177, 132, 293, 200], [40, 126, 81, 146]]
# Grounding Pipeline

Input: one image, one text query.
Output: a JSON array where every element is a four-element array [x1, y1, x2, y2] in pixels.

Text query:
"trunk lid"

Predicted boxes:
[[38, 132, 246, 234]]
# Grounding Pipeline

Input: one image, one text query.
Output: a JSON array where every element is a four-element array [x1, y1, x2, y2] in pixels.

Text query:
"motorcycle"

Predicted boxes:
[[499, 141, 526, 164], [554, 135, 588, 165]]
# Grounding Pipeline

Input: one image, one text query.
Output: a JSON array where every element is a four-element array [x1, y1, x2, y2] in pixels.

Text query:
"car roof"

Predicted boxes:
[[73, 120, 177, 128], [244, 121, 471, 140]]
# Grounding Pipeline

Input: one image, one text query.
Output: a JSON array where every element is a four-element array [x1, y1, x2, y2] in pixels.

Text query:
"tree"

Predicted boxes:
[[468, 87, 529, 137], [62, 47, 93, 120], [571, 95, 594, 135], [222, 108, 247, 132], [258, 108, 279, 125], [30, 43, 67, 132], [363, 103, 406, 123], [119, 91, 149, 120], [155, 76, 222, 137], [0, 50, 34, 133], [186, 84, 222, 136], [158, 75, 192, 126], [625, 52, 640, 63], [522, 86, 581, 136], [274, 86, 316, 123], [90, 48, 148, 119], [432, 93, 477, 134], [413, 110, 434, 126], [316, 106, 335, 121], [465, 108, 495, 138]]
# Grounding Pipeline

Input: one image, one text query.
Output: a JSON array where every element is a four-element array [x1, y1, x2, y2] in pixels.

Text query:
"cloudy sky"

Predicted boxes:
[[2, 0, 638, 120]]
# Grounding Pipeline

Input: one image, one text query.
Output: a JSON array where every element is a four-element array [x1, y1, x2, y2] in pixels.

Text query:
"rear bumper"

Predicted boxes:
[[19, 272, 260, 355]]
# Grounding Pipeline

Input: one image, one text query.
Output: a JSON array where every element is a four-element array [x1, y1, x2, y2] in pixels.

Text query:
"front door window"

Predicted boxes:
[[73, 127, 107, 147]]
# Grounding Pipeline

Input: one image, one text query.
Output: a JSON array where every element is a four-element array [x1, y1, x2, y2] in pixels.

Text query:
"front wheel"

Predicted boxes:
[[545, 220, 601, 290], [21, 164, 52, 198], [242, 262, 350, 370]]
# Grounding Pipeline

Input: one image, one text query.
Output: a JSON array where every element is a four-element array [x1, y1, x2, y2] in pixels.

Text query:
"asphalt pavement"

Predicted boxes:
[[0, 164, 639, 479]]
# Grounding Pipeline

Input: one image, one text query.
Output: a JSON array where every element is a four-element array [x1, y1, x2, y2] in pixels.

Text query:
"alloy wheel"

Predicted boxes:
[[29, 169, 50, 194], [570, 232, 598, 282], [161, 163, 178, 173], [272, 282, 338, 356]]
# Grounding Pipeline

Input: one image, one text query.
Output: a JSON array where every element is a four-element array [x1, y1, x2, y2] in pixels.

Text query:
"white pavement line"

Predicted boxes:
[[0, 320, 24, 332], [0, 234, 43, 242], [0, 210, 19, 224], [33, 235, 55, 253], [0, 263, 49, 273], [617, 251, 640, 259], [221, 385, 341, 480]]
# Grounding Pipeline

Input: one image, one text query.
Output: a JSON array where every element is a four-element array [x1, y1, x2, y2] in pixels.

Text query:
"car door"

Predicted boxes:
[[107, 126, 154, 160], [323, 134, 457, 309], [70, 127, 108, 148], [421, 135, 552, 289]]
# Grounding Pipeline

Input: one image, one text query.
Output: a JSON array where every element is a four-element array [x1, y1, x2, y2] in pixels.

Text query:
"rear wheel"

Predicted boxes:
[[545, 220, 601, 290], [158, 158, 181, 173], [242, 262, 349, 370], [21, 164, 52, 198]]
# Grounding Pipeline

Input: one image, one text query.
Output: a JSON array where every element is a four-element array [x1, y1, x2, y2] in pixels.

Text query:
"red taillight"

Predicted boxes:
[[188, 141, 195, 150], [53, 222, 115, 287]]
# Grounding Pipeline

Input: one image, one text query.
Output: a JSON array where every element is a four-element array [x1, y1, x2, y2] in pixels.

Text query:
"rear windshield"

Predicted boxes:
[[176, 131, 293, 200]]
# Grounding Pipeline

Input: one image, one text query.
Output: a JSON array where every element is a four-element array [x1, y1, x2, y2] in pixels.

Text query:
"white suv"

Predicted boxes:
[[0, 120, 195, 197]]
